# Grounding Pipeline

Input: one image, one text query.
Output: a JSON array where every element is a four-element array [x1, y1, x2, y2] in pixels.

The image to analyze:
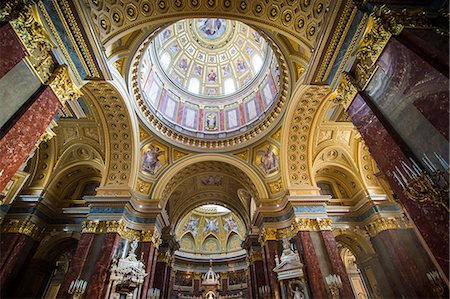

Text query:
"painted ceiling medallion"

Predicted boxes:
[[133, 18, 286, 150]]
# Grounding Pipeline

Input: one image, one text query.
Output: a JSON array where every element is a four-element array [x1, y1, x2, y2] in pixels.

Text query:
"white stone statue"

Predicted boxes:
[[129, 238, 139, 256], [292, 286, 304, 299]]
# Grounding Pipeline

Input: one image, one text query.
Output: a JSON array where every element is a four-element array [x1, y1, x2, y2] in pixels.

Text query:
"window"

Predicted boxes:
[[160, 52, 171, 69], [252, 54, 263, 72], [224, 78, 235, 94], [188, 78, 200, 94]]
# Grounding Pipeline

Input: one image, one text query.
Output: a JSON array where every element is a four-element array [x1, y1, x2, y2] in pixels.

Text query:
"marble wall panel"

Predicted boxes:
[[0, 23, 27, 78]]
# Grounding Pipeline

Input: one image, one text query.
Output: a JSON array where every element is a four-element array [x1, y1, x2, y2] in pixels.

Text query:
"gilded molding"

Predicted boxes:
[[316, 217, 332, 231], [1, 219, 46, 240], [1, 0, 55, 84], [292, 218, 333, 232], [365, 216, 412, 237], [48, 65, 82, 105], [82, 220, 160, 245]]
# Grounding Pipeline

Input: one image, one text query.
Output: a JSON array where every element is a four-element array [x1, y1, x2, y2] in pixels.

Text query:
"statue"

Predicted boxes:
[[291, 286, 304, 299], [282, 236, 291, 250], [129, 238, 139, 256]]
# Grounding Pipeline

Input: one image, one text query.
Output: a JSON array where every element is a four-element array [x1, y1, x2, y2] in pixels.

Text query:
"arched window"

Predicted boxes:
[[160, 52, 171, 69], [188, 78, 200, 94], [252, 54, 263, 72], [224, 78, 235, 94]]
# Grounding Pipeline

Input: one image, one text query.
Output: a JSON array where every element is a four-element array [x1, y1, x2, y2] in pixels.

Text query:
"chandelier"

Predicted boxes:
[[392, 153, 449, 211]]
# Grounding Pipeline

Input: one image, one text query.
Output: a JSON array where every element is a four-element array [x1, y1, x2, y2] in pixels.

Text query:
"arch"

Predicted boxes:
[[179, 232, 196, 251], [152, 154, 269, 205], [83, 81, 137, 190], [226, 232, 242, 251], [333, 229, 376, 261], [281, 85, 331, 191], [202, 234, 221, 253]]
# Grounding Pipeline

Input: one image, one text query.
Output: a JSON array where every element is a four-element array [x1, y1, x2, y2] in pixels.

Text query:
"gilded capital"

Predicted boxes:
[[316, 218, 332, 231], [258, 227, 277, 244], [2, 0, 55, 83], [365, 216, 412, 237], [1, 219, 45, 240], [293, 218, 317, 231], [48, 65, 82, 105], [334, 72, 359, 110]]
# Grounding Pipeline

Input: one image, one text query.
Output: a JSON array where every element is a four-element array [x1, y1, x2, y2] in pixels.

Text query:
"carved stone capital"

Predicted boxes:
[[334, 72, 359, 110], [258, 227, 277, 245], [48, 65, 82, 105], [1, 219, 45, 240], [365, 216, 412, 237]]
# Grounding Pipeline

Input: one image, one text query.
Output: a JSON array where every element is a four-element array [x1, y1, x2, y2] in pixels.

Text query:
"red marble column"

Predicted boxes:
[[57, 233, 95, 298], [221, 278, 228, 294], [297, 231, 327, 298], [263, 240, 280, 299], [168, 270, 175, 299], [140, 241, 155, 299], [163, 263, 171, 298], [348, 94, 449, 277], [0, 85, 61, 192], [246, 267, 253, 299], [320, 230, 354, 299], [0, 23, 27, 78], [153, 259, 166, 295], [85, 233, 120, 299], [148, 247, 158, 288], [193, 278, 200, 296], [0, 233, 37, 291], [370, 230, 433, 298]]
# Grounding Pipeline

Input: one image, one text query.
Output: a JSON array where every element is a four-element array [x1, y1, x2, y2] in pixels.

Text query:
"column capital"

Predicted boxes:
[[1, 218, 45, 240], [258, 227, 277, 245], [365, 216, 413, 237], [48, 64, 82, 105], [81, 219, 161, 246]]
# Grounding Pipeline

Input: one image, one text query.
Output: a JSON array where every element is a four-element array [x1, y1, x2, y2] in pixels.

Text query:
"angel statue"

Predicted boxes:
[[129, 238, 139, 256]]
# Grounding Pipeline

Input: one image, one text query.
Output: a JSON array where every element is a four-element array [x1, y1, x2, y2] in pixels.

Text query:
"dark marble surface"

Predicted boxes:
[[348, 94, 449, 277], [86, 233, 119, 299], [57, 233, 95, 298], [321, 231, 354, 299], [0, 86, 61, 192], [371, 230, 433, 298], [369, 38, 449, 147], [297, 231, 327, 298], [0, 24, 27, 79], [0, 233, 35, 291]]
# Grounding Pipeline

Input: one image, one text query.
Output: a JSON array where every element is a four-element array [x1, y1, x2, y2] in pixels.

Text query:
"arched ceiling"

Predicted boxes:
[[160, 160, 260, 228]]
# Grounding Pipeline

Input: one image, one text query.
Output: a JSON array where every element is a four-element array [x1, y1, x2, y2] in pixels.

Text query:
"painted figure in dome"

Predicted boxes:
[[258, 145, 279, 174], [142, 145, 163, 175], [223, 216, 238, 232], [178, 58, 188, 72], [200, 18, 223, 37], [204, 218, 218, 233], [207, 70, 217, 82], [236, 59, 246, 72], [184, 216, 199, 236]]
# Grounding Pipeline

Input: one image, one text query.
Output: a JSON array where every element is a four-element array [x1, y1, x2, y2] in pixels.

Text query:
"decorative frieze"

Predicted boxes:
[[1, 219, 45, 240]]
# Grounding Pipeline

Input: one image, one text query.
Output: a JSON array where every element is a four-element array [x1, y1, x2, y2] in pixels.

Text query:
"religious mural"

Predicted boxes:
[[255, 143, 280, 175], [141, 143, 167, 175]]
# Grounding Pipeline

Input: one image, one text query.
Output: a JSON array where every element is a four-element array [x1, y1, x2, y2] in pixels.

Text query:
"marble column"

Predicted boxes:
[[320, 230, 354, 298], [193, 275, 200, 296], [14, 258, 54, 298], [347, 93, 449, 277], [297, 231, 327, 298], [149, 247, 158, 289], [254, 260, 267, 298], [0, 233, 38, 294], [140, 241, 156, 299], [85, 233, 120, 299], [263, 240, 280, 299], [153, 258, 166, 296], [57, 233, 95, 298], [0, 23, 28, 78], [221, 276, 228, 294], [168, 270, 175, 299], [370, 229, 433, 298], [246, 268, 253, 299], [0, 85, 61, 192]]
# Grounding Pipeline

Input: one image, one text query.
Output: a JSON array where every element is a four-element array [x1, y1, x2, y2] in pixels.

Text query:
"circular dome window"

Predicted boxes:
[[132, 18, 287, 150]]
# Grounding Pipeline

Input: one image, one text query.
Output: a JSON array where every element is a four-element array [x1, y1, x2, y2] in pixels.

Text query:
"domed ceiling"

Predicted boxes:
[[175, 205, 245, 257], [132, 18, 286, 150]]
